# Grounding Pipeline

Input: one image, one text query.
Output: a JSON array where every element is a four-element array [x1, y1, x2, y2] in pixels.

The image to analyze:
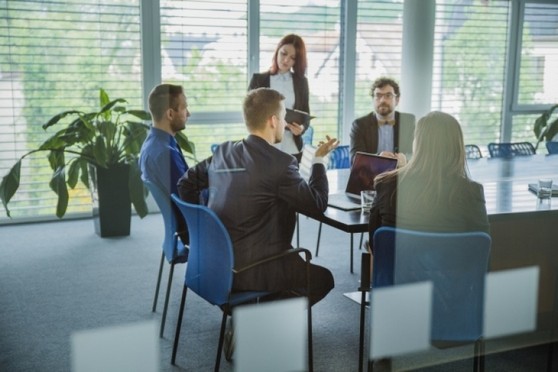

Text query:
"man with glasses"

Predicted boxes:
[[349, 77, 415, 165]]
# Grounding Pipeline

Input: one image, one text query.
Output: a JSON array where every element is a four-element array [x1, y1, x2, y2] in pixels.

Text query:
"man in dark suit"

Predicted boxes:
[[177, 87, 337, 306], [350, 77, 415, 165]]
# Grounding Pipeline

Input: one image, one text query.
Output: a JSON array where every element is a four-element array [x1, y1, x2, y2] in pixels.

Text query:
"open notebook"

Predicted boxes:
[[328, 152, 398, 210]]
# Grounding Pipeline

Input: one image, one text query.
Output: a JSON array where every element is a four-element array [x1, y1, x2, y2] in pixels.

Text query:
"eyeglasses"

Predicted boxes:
[[374, 93, 397, 100]]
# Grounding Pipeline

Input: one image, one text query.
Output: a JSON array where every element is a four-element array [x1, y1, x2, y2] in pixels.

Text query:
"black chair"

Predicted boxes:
[[465, 144, 483, 159], [358, 227, 491, 372], [546, 141, 558, 155], [170, 194, 314, 371], [487, 142, 536, 158], [144, 180, 188, 338]]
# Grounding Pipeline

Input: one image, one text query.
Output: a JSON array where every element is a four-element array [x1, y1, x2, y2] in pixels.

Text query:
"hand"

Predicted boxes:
[[379, 151, 407, 168], [286, 122, 303, 136], [315, 135, 339, 157]]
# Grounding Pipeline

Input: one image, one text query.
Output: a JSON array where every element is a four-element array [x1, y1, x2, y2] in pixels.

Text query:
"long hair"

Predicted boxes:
[[377, 111, 468, 205], [269, 34, 307, 77]]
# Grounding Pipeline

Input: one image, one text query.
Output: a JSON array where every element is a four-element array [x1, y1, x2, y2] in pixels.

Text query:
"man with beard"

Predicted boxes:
[[349, 77, 415, 165], [140, 83, 191, 243]]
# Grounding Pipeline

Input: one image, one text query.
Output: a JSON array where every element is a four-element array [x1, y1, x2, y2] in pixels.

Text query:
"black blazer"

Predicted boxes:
[[177, 135, 329, 291], [350, 111, 415, 162], [368, 174, 490, 251], [248, 72, 310, 152]]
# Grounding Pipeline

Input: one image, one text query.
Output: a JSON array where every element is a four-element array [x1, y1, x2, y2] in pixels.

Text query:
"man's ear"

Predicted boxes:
[[269, 114, 277, 129]]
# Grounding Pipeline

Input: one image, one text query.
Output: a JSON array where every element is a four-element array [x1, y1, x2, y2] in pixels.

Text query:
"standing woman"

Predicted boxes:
[[248, 34, 310, 162], [368, 111, 490, 251]]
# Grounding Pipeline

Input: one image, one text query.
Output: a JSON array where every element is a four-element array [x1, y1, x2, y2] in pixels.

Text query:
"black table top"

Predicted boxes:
[[318, 154, 558, 232]]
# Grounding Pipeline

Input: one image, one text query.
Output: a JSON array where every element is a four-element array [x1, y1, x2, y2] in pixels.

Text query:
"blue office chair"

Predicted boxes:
[[301, 125, 314, 146], [487, 141, 535, 158], [170, 195, 314, 371], [465, 144, 483, 159], [315, 145, 355, 259], [211, 143, 219, 153], [144, 180, 189, 338], [546, 141, 558, 154], [358, 227, 491, 372]]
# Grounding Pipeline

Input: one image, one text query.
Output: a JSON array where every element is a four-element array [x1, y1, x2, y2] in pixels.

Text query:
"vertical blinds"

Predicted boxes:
[[0, 0, 143, 222]]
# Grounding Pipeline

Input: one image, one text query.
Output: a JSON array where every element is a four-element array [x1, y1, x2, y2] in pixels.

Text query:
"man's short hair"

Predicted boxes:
[[148, 84, 184, 122], [244, 88, 285, 131], [369, 77, 400, 97]]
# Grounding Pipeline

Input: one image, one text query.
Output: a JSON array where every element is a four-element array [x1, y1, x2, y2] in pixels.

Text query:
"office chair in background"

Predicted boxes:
[[465, 144, 483, 159], [487, 142, 536, 158], [144, 180, 189, 338]]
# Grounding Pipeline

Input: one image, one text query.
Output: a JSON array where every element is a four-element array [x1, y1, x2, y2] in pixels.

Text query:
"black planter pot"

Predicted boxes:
[[90, 164, 131, 237]]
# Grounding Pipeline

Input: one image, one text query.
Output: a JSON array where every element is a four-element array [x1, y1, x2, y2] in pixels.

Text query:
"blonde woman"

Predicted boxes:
[[368, 111, 490, 250]]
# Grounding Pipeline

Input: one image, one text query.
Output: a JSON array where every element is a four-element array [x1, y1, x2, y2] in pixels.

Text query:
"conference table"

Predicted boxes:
[[305, 154, 558, 316]]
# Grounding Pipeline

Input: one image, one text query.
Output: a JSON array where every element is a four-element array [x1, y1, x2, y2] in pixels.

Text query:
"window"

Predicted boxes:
[[0, 0, 142, 222], [159, 0, 248, 161], [432, 0, 510, 151], [354, 0, 404, 119]]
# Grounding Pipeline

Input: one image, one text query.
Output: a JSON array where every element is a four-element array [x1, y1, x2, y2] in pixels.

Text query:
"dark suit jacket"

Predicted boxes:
[[248, 72, 310, 152], [368, 174, 490, 251], [177, 135, 329, 291], [350, 111, 415, 162]]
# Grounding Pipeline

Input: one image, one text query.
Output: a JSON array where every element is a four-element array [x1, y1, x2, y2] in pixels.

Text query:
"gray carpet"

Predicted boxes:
[[0, 213, 552, 371]]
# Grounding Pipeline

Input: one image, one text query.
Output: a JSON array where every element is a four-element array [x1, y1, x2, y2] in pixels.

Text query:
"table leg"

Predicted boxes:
[[350, 233, 354, 273]]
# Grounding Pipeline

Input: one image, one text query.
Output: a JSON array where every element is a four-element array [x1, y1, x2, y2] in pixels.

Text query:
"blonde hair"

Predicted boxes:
[[377, 111, 468, 204]]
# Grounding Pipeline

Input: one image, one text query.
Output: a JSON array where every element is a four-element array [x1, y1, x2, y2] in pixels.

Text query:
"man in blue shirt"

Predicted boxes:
[[140, 84, 190, 243]]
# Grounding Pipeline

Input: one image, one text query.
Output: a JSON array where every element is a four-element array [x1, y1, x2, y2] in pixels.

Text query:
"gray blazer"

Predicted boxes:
[[177, 135, 328, 291], [350, 111, 415, 162]]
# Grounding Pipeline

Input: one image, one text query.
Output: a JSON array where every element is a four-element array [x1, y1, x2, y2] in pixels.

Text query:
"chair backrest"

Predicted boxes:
[[210, 143, 219, 153], [487, 142, 535, 158], [171, 194, 234, 306], [546, 141, 558, 155], [144, 180, 182, 262], [465, 144, 483, 159], [301, 125, 314, 146], [328, 145, 350, 169], [372, 227, 491, 343]]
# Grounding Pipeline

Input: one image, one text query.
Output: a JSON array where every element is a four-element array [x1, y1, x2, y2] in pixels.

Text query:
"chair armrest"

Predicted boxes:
[[233, 248, 312, 275]]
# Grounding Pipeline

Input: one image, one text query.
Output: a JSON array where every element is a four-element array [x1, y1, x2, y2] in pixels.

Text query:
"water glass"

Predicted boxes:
[[360, 190, 376, 213], [537, 179, 553, 200]]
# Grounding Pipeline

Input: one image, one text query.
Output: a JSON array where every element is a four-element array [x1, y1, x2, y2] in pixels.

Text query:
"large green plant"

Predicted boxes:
[[0, 88, 194, 219], [534, 104, 558, 150]]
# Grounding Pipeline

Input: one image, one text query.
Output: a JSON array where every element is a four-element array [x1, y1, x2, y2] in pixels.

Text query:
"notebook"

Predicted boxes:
[[327, 152, 398, 211], [528, 183, 558, 197]]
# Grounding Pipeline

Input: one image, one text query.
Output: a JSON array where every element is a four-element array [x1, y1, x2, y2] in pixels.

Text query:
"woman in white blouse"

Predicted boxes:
[[248, 34, 310, 162]]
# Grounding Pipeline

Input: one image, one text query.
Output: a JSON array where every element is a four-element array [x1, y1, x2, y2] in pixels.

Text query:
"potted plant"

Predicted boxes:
[[534, 103, 558, 150], [0, 88, 194, 237]]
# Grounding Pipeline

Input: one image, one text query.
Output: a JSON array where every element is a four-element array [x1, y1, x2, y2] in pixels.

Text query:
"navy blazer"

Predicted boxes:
[[350, 111, 415, 162], [177, 135, 328, 291], [248, 72, 310, 152]]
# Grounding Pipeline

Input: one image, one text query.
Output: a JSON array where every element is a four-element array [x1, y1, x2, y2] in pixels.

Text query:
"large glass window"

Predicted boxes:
[[354, 0, 404, 120], [432, 0, 509, 153], [0, 0, 142, 222], [159, 0, 248, 161]]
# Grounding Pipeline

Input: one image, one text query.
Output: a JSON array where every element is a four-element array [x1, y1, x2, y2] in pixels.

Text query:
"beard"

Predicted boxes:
[[376, 104, 393, 116], [170, 118, 186, 133]]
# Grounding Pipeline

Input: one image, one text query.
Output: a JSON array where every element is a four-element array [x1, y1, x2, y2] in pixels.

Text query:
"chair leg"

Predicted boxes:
[[152, 252, 165, 312], [473, 339, 485, 372], [359, 232, 364, 250], [215, 312, 228, 372], [171, 286, 188, 365], [308, 304, 313, 372], [296, 213, 300, 248], [160, 262, 175, 338], [359, 290, 367, 372], [315, 222, 322, 257]]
